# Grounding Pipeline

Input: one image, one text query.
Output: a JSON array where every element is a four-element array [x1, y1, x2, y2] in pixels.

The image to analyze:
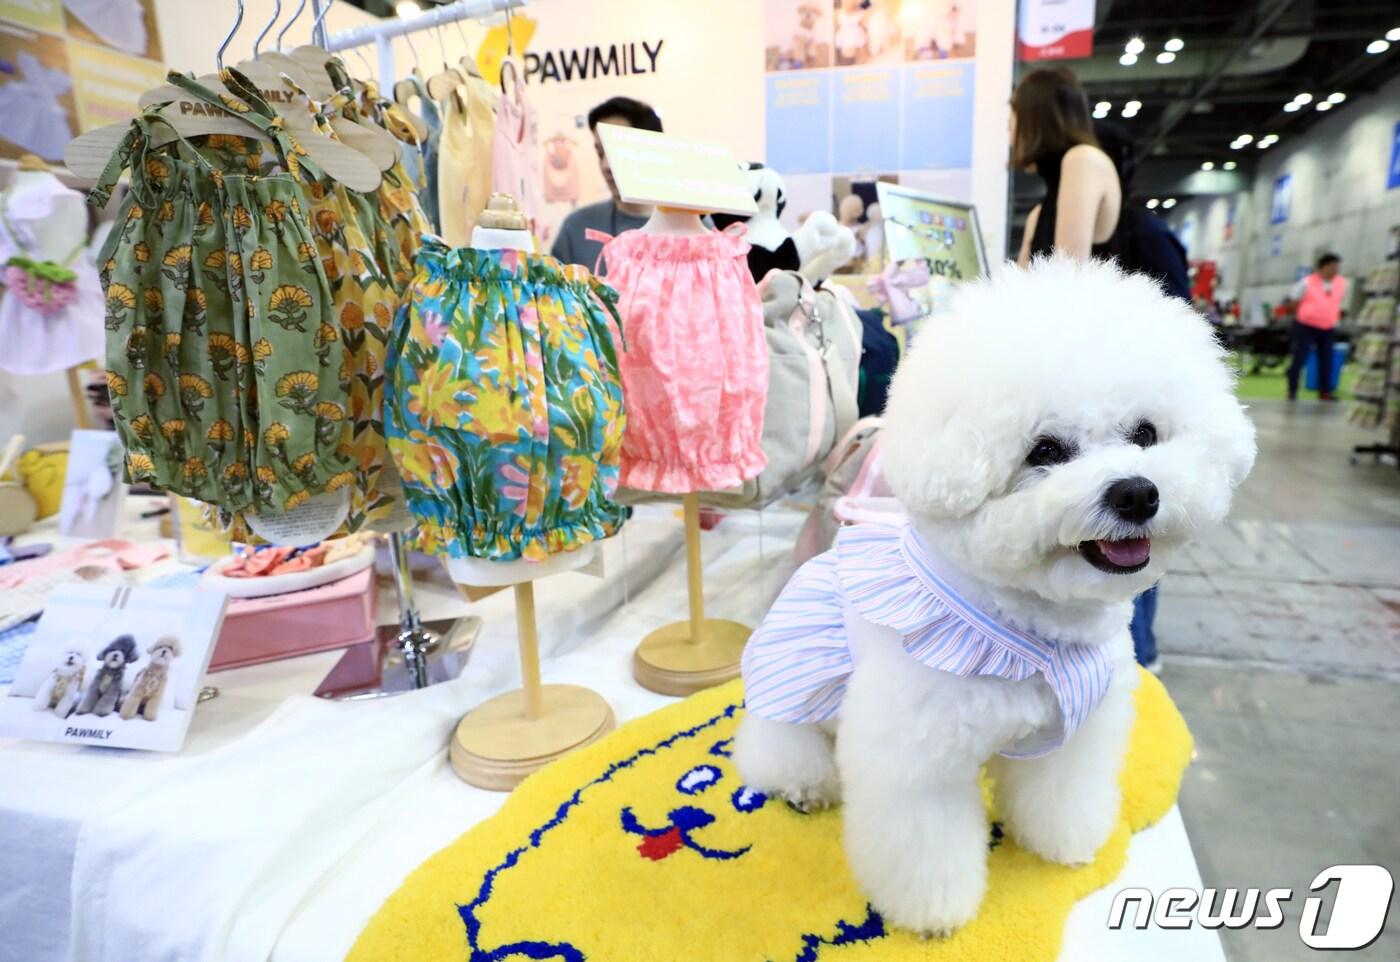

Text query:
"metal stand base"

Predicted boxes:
[[329, 616, 480, 701], [326, 531, 481, 699]]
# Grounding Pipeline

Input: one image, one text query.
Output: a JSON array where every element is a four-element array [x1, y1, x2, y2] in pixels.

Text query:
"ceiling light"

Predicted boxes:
[[1125, 100, 1142, 111], [1164, 38, 1184, 53], [1236, 133, 1254, 145], [1201, 161, 1215, 170], [1146, 199, 1160, 209], [1156, 51, 1176, 64], [1316, 100, 1333, 111], [1096, 100, 1112, 112], [1387, 27, 1400, 42], [395, 0, 421, 15], [1366, 39, 1391, 54], [1125, 37, 1146, 55], [1294, 92, 1313, 105], [1283, 101, 1301, 112], [1163, 198, 1177, 209], [1120, 52, 1139, 66], [1224, 161, 1237, 170], [1327, 91, 1346, 104]]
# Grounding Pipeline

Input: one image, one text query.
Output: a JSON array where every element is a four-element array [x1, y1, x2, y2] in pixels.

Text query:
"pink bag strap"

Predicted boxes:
[[847, 437, 885, 499], [822, 416, 882, 477], [585, 228, 614, 276]]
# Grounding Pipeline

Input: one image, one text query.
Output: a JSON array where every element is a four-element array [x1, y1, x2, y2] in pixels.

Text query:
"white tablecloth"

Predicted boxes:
[[0, 502, 1223, 962]]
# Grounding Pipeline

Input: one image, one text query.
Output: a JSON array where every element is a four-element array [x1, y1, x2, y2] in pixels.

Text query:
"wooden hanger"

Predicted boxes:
[[66, 75, 382, 193], [287, 0, 336, 97], [426, 24, 467, 103]]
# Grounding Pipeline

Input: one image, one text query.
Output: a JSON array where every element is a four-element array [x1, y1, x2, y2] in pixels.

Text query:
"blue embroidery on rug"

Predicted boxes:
[[676, 764, 722, 795]]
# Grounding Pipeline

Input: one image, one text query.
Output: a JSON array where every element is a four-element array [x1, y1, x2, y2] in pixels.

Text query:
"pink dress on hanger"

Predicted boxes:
[[591, 226, 769, 494], [491, 61, 542, 224]]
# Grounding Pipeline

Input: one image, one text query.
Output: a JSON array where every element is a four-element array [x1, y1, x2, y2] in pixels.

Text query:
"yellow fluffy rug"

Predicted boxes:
[[349, 669, 1191, 961]]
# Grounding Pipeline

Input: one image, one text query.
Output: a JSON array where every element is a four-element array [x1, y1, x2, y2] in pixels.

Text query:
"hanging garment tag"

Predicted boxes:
[[244, 489, 350, 546]]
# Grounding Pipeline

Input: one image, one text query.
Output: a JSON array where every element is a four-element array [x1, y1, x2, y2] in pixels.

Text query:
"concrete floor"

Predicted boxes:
[[1158, 399, 1400, 961]]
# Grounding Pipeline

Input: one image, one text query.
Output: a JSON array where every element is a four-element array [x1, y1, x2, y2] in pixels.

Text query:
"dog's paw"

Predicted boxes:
[[781, 783, 842, 813], [1006, 794, 1117, 866], [734, 715, 841, 808], [869, 872, 985, 937]]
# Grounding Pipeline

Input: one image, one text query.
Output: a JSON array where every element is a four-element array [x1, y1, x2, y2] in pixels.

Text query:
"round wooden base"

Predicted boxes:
[[449, 684, 615, 791], [631, 619, 752, 696]]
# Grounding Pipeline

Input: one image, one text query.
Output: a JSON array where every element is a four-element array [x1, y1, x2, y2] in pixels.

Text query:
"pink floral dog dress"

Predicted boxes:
[[590, 226, 768, 493]]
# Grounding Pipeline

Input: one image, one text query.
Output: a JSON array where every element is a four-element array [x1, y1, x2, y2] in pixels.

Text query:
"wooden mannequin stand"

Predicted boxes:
[[447, 194, 616, 790], [632, 491, 752, 695], [449, 575, 616, 790], [628, 205, 753, 696]]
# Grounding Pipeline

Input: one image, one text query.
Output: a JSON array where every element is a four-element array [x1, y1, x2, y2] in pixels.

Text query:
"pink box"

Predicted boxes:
[[209, 567, 379, 671]]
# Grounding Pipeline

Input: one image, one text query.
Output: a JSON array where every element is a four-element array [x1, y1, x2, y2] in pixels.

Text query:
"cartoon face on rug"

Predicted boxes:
[[349, 678, 1195, 962], [446, 704, 885, 962], [620, 750, 771, 863]]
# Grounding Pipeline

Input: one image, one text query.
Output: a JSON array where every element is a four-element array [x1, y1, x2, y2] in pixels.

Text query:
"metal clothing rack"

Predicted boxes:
[[303, 0, 525, 693], [325, 0, 525, 83]]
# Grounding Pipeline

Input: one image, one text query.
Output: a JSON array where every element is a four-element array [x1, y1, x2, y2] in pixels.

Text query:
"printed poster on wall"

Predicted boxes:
[[1271, 173, 1292, 226], [0, 0, 163, 161], [1388, 120, 1400, 191], [1017, 0, 1094, 61], [763, 0, 977, 180]]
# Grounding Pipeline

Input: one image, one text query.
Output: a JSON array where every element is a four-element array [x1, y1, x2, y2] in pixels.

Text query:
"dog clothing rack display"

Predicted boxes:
[[1348, 245, 1400, 468]]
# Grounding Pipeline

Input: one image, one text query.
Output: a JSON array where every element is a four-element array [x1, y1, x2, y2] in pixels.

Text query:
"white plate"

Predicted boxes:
[[202, 544, 376, 599]]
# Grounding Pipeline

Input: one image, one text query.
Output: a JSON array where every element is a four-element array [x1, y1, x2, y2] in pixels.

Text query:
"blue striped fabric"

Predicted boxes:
[[741, 524, 1113, 759]]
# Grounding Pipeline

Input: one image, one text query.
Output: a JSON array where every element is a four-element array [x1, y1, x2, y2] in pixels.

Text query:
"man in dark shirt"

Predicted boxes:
[[550, 97, 662, 273]]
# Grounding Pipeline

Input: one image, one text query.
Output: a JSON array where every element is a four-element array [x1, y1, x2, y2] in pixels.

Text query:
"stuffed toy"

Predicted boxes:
[[712, 163, 801, 283], [32, 647, 86, 718], [736, 256, 1257, 936], [76, 633, 138, 717], [119, 635, 181, 722], [793, 211, 856, 283]]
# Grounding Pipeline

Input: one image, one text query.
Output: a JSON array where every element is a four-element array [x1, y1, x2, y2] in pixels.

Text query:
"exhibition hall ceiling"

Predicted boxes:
[[1082, 0, 1399, 169]]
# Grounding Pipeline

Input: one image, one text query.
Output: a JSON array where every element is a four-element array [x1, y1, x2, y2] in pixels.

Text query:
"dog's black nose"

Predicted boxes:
[[1105, 477, 1159, 524]]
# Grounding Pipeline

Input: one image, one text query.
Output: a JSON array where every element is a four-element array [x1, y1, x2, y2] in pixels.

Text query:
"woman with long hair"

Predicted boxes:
[[1013, 67, 1123, 267]]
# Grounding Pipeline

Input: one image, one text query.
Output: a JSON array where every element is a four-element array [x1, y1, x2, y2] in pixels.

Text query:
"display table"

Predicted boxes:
[[0, 502, 1223, 962]]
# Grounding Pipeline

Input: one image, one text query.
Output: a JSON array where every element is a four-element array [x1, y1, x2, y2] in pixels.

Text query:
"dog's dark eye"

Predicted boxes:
[[1027, 436, 1073, 467], [1128, 421, 1158, 448]]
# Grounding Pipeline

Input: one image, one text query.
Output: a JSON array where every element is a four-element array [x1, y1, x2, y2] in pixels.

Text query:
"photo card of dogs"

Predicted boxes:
[[0, 584, 227, 751]]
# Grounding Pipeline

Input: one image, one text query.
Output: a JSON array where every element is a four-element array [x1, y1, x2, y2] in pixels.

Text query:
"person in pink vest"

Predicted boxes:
[[1284, 252, 1347, 401]]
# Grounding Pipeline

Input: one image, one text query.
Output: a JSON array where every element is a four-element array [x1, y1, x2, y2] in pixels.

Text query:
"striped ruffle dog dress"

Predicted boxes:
[[742, 523, 1114, 759]]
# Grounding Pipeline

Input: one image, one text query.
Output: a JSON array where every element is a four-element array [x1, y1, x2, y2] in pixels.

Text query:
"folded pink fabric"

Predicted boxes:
[[0, 539, 170, 591], [591, 227, 769, 494]]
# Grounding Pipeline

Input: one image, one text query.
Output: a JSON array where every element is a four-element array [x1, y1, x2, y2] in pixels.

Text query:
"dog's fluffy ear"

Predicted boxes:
[[881, 387, 1022, 518]]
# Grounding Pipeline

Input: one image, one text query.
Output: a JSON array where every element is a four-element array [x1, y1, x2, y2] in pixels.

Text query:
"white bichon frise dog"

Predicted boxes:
[[33, 647, 87, 718], [736, 256, 1256, 935]]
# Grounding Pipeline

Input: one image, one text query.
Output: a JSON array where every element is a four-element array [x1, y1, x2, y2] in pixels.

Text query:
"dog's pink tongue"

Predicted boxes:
[[1097, 538, 1150, 567]]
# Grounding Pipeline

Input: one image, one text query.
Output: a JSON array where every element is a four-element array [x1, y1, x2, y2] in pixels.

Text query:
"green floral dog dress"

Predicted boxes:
[[92, 72, 350, 516]]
